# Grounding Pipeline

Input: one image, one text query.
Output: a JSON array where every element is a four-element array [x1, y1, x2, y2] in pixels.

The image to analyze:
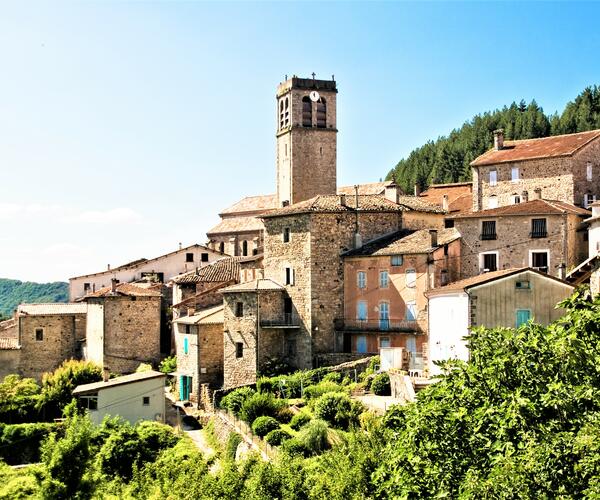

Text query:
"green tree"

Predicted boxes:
[[0, 375, 40, 423]]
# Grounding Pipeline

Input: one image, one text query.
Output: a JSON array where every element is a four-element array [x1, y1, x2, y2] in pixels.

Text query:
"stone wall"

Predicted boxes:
[[198, 322, 224, 387], [174, 322, 199, 402], [570, 138, 600, 207], [0, 350, 20, 381]]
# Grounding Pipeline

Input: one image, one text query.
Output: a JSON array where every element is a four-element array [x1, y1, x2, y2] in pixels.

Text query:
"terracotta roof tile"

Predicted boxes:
[[172, 258, 240, 284], [17, 303, 88, 315], [337, 181, 396, 196], [419, 182, 473, 214], [396, 196, 446, 213], [220, 194, 278, 215], [452, 199, 590, 218], [262, 195, 406, 218], [173, 305, 224, 325], [471, 130, 600, 167], [0, 337, 19, 350], [207, 216, 264, 235], [83, 282, 162, 299], [221, 278, 285, 293]]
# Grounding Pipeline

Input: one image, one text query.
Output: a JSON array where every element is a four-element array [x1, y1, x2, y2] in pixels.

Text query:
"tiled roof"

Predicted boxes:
[[262, 195, 405, 218], [419, 182, 473, 213], [0, 337, 20, 350], [173, 305, 224, 325], [452, 199, 590, 218], [447, 193, 473, 213], [343, 228, 461, 257], [471, 130, 600, 166], [220, 194, 278, 216], [82, 282, 162, 299], [396, 196, 446, 213], [207, 215, 264, 235], [0, 318, 17, 331], [73, 370, 165, 395], [17, 303, 88, 315], [426, 267, 573, 296], [221, 278, 285, 293], [172, 258, 240, 284], [337, 181, 396, 196]]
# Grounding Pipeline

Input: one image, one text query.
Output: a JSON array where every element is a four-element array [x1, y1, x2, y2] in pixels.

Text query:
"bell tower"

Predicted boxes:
[[276, 75, 338, 207]]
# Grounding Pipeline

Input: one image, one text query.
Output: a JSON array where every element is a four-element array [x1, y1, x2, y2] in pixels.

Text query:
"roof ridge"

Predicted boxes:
[[506, 129, 600, 143]]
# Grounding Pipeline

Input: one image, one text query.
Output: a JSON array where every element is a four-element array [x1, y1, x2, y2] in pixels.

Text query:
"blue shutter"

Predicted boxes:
[[357, 336, 367, 354], [179, 376, 184, 401], [516, 310, 531, 328], [184, 337, 189, 355]]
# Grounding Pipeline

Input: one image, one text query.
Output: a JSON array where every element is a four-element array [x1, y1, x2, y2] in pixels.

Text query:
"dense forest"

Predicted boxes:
[[0, 278, 68, 318], [388, 85, 600, 193]]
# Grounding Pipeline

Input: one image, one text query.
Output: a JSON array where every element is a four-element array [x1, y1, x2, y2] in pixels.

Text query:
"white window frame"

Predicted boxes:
[[479, 251, 499, 273], [379, 270, 389, 289], [405, 269, 416, 288], [489, 169, 497, 186], [587, 161, 593, 182], [406, 300, 417, 321], [511, 166, 520, 183], [511, 194, 521, 204], [357, 271, 367, 289], [487, 195, 498, 209], [584, 193, 597, 209], [529, 249, 550, 272]]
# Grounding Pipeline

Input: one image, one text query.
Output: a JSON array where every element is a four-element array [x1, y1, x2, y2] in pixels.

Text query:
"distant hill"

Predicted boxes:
[[0, 278, 69, 319], [388, 85, 600, 193]]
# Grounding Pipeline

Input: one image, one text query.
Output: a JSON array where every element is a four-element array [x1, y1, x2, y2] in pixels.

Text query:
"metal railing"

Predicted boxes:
[[335, 318, 422, 332], [260, 313, 299, 328]]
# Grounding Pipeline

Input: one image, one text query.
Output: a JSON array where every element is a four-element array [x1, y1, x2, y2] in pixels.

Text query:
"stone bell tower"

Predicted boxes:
[[275, 75, 338, 207]]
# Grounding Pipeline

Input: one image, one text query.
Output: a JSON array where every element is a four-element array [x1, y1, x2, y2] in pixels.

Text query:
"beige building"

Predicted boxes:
[[471, 129, 600, 212], [427, 268, 574, 376], [82, 282, 162, 374], [74, 370, 166, 426]]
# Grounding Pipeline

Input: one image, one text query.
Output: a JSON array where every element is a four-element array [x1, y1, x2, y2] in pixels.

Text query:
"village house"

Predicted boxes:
[[418, 181, 473, 216], [82, 282, 162, 374], [73, 370, 166, 425], [567, 201, 600, 293], [471, 129, 600, 212], [339, 227, 461, 372], [450, 198, 589, 279], [426, 268, 574, 376]]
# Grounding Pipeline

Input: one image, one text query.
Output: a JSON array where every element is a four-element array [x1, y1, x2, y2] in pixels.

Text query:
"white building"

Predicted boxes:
[[73, 370, 166, 425], [69, 244, 225, 300]]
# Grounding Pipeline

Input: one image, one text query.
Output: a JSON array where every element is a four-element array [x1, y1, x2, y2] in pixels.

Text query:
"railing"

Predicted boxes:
[[260, 313, 299, 328], [335, 318, 422, 333], [479, 233, 497, 240], [530, 231, 547, 239], [215, 409, 278, 460]]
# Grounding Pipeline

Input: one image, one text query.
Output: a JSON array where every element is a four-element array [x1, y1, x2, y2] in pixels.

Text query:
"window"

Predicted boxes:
[[489, 169, 497, 186], [235, 302, 244, 317], [530, 250, 549, 273], [406, 301, 417, 321], [83, 283, 91, 292], [379, 270, 389, 288], [302, 96, 312, 127], [584, 193, 597, 209], [284, 97, 289, 127], [480, 252, 498, 272], [531, 218, 547, 238], [285, 339, 297, 357], [242, 240, 248, 257], [444, 244, 449, 256], [356, 335, 367, 354], [283, 227, 291, 243], [183, 337, 189, 355], [445, 219, 455, 228], [588, 161, 593, 181], [357, 271, 367, 289], [515, 280, 531, 290], [380, 336, 391, 348], [511, 166, 519, 183], [391, 255, 403, 266], [516, 309, 531, 328], [511, 194, 521, 204], [285, 267, 295, 286], [279, 100, 285, 129], [488, 195, 498, 209], [285, 143, 288, 157], [235, 342, 244, 358], [316, 97, 326, 128], [219, 242, 225, 253], [80, 395, 98, 411], [405, 269, 416, 288], [481, 221, 497, 240], [357, 301, 367, 321], [143, 396, 150, 406], [440, 269, 449, 285], [379, 302, 390, 330], [201, 253, 209, 262], [35, 328, 43, 341], [184, 324, 191, 334], [186, 253, 194, 263]]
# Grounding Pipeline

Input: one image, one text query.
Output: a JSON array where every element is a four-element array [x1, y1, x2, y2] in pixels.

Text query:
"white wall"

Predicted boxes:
[[87, 376, 166, 426], [589, 220, 600, 258], [428, 292, 470, 376], [85, 301, 105, 367]]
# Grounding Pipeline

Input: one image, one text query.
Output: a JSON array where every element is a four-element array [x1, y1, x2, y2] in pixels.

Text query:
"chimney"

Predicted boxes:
[[353, 232, 362, 249], [592, 201, 600, 218], [442, 194, 449, 211], [111, 278, 118, 293], [429, 229, 438, 248], [521, 190, 529, 203], [534, 187, 542, 200], [414, 184, 421, 196], [340, 194, 347, 207], [187, 306, 196, 316], [493, 129, 504, 150], [102, 367, 110, 382], [107, 263, 111, 271], [384, 182, 401, 204], [179, 242, 182, 250], [354, 185, 360, 209]]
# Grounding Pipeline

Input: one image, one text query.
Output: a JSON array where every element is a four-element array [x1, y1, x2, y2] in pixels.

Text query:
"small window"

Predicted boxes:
[[357, 301, 368, 321], [285, 339, 297, 357], [302, 96, 312, 127], [186, 253, 194, 263], [285, 267, 295, 286], [488, 195, 498, 209], [242, 240, 248, 257], [201, 253, 209, 262], [235, 342, 244, 358], [235, 302, 244, 317], [406, 301, 417, 321], [515, 280, 531, 290], [511, 167, 519, 183], [511, 194, 521, 204], [184, 324, 191, 334], [405, 269, 416, 288], [530, 251, 549, 273], [143, 396, 150, 406], [480, 252, 498, 272], [83, 283, 91, 292], [584, 193, 597, 209], [440, 269, 449, 285], [489, 169, 497, 186], [587, 162, 593, 182], [516, 309, 531, 328], [316, 97, 326, 128], [285, 143, 288, 157], [357, 271, 367, 289], [379, 270, 389, 288], [219, 242, 225, 253], [283, 227, 291, 243], [531, 218, 547, 238], [481, 221, 497, 240], [80, 395, 98, 411], [380, 337, 391, 348], [183, 337, 189, 355], [445, 219, 455, 229], [35, 328, 43, 341], [391, 255, 403, 266]]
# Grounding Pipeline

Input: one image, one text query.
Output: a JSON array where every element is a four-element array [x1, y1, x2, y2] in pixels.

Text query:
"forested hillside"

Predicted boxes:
[[0, 278, 68, 318], [388, 85, 600, 193]]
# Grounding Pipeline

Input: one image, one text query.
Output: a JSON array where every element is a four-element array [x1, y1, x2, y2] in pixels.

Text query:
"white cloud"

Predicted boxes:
[[0, 202, 62, 219], [64, 207, 144, 225]]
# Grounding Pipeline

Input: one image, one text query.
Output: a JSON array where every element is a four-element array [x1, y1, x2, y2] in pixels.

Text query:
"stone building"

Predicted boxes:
[[82, 282, 161, 374], [172, 304, 224, 400], [567, 201, 600, 292], [418, 181, 473, 216], [471, 129, 600, 212], [451, 199, 589, 279], [339, 228, 461, 371]]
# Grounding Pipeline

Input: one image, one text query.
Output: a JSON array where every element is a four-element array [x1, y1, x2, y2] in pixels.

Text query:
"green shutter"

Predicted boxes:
[[179, 376, 184, 401], [516, 309, 531, 328]]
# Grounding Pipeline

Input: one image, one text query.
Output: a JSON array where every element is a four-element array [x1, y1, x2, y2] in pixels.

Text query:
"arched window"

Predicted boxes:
[[279, 100, 285, 130], [242, 240, 248, 257], [302, 96, 312, 127], [316, 97, 326, 128], [219, 241, 225, 254], [284, 97, 290, 127]]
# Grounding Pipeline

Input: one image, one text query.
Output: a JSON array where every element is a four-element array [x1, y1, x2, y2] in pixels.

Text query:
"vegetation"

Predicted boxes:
[[388, 85, 600, 192], [0, 422, 59, 465], [264, 428, 291, 446], [289, 411, 311, 431], [219, 386, 256, 416], [313, 392, 364, 430], [0, 278, 68, 317], [239, 393, 286, 425], [251, 416, 280, 437], [370, 372, 391, 396], [0, 375, 40, 423], [158, 355, 177, 374]]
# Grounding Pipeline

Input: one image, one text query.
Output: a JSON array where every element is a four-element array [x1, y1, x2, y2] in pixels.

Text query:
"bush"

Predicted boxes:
[[220, 386, 256, 416], [265, 428, 292, 446], [281, 437, 308, 456], [296, 419, 330, 456], [0, 422, 59, 464], [371, 372, 391, 396], [251, 416, 280, 437], [322, 371, 342, 383], [276, 407, 294, 424], [313, 392, 364, 429], [0, 375, 40, 424], [239, 393, 286, 424], [225, 433, 242, 461], [159, 355, 177, 374], [303, 381, 345, 400], [367, 356, 380, 374], [258, 357, 292, 377], [289, 412, 311, 431]]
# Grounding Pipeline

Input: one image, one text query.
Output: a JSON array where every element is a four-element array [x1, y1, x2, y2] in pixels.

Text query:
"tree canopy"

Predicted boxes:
[[0, 278, 68, 317]]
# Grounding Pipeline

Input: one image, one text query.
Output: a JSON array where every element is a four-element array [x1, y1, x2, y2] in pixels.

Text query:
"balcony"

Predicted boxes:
[[335, 318, 422, 333], [260, 314, 300, 329]]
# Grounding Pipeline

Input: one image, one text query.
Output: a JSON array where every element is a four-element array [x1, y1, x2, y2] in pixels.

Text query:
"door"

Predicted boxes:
[[483, 253, 497, 272], [179, 375, 191, 401], [516, 309, 531, 328], [284, 297, 293, 325], [379, 302, 389, 330], [356, 335, 367, 354]]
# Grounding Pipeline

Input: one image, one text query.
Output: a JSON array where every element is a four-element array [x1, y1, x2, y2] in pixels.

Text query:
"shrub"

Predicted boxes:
[[159, 355, 177, 374], [0, 422, 59, 464], [323, 371, 342, 383], [313, 392, 364, 429], [289, 412, 311, 431], [220, 386, 256, 416], [367, 356, 380, 374], [225, 433, 242, 461], [265, 428, 292, 446], [281, 437, 308, 456], [371, 372, 391, 396], [0, 375, 40, 424], [239, 393, 286, 424], [258, 357, 292, 377], [276, 407, 294, 424], [303, 381, 345, 400], [296, 419, 330, 455], [251, 416, 280, 437]]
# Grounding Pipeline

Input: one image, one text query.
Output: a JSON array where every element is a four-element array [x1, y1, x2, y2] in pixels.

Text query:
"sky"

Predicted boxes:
[[1, 1, 600, 283]]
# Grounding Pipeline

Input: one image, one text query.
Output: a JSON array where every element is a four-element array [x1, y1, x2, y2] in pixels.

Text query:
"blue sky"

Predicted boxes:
[[2, 1, 600, 282]]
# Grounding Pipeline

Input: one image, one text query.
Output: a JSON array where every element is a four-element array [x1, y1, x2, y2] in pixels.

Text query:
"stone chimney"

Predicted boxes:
[[353, 232, 362, 249], [107, 263, 111, 271], [179, 242, 182, 250], [384, 182, 401, 204], [442, 195, 449, 211], [102, 367, 110, 382], [429, 229, 438, 248], [111, 278, 118, 293], [534, 187, 542, 200], [493, 129, 504, 150], [340, 194, 347, 207], [187, 306, 196, 316], [521, 190, 529, 203], [414, 184, 421, 196]]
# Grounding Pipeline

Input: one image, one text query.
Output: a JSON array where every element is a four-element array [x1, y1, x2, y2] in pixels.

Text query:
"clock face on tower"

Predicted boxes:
[[309, 91, 320, 102]]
